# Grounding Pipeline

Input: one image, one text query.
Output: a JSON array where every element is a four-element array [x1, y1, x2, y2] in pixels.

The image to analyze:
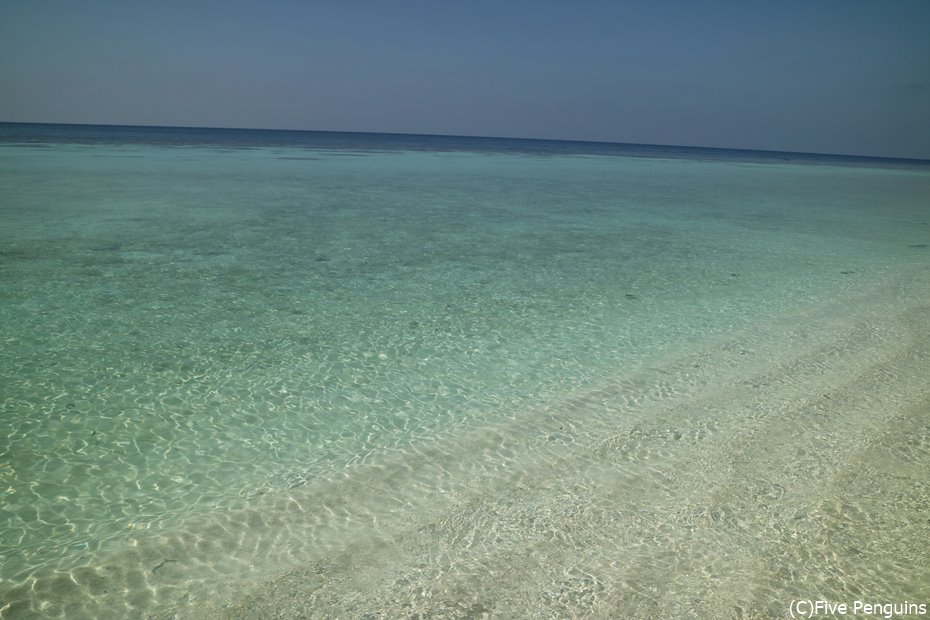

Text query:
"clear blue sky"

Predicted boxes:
[[2, 0, 929, 158]]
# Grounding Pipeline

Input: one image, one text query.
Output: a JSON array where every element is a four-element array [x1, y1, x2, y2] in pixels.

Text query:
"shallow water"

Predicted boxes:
[[1, 126, 929, 618]]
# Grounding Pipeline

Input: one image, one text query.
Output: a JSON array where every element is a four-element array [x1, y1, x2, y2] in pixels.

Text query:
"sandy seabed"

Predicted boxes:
[[4, 265, 930, 620]]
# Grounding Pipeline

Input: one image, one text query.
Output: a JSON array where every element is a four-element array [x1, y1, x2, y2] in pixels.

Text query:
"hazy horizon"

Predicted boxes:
[[5, 120, 930, 163], [2, 1, 929, 159]]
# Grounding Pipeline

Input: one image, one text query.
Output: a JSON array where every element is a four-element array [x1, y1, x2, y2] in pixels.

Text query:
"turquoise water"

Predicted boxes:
[[1, 126, 929, 618]]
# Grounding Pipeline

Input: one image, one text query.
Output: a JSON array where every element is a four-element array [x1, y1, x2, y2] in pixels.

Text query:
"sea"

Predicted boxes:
[[1, 123, 929, 618]]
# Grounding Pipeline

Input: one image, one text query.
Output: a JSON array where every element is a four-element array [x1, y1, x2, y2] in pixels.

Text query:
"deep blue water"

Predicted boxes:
[[2, 121, 928, 167]]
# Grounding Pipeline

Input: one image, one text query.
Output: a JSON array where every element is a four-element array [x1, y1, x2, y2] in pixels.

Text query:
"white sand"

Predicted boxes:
[[193, 266, 930, 619], [4, 265, 929, 619]]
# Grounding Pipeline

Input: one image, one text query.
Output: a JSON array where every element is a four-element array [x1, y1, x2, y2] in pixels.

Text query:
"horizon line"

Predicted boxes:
[[2, 120, 928, 164]]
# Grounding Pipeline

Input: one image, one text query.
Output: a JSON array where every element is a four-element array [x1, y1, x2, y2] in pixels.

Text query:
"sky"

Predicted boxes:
[[1, 0, 929, 159]]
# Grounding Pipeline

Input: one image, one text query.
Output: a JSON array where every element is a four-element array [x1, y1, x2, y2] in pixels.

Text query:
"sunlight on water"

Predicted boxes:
[[1, 128, 929, 618]]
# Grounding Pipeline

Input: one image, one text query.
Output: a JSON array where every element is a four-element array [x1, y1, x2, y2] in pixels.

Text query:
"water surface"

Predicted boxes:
[[1, 124, 929, 618]]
